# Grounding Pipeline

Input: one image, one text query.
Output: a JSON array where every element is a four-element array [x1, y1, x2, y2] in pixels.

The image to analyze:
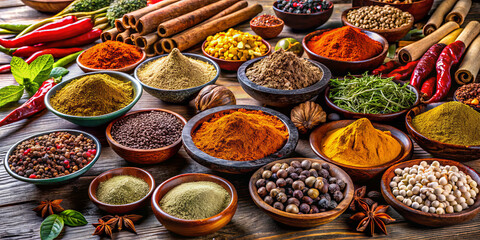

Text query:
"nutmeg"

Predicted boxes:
[[194, 85, 236, 112], [290, 101, 326, 134]]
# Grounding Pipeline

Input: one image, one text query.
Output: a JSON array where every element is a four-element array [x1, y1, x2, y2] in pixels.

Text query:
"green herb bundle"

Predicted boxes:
[[329, 73, 416, 114]]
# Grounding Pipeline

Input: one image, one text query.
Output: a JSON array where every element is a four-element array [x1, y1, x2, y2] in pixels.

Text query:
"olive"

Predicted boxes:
[[274, 38, 304, 57]]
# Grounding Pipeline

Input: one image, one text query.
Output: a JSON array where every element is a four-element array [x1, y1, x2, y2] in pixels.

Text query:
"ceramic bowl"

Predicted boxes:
[[358, 0, 434, 22], [453, 88, 480, 112], [237, 56, 331, 107], [134, 53, 220, 103], [3, 129, 101, 185], [272, 1, 334, 30], [151, 173, 238, 236], [381, 158, 480, 227], [324, 83, 420, 122], [302, 28, 388, 74], [21, 0, 73, 13], [202, 39, 272, 71], [105, 109, 187, 164], [249, 158, 354, 227], [88, 167, 155, 214], [77, 48, 146, 73], [250, 15, 284, 39], [182, 105, 299, 174], [310, 120, 413, 182], [341, 7, 414, 43], [405, 102, 480, 161]]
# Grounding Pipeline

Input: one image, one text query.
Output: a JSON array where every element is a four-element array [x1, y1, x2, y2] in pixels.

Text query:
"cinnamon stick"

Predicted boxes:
[[455, 21, 480, 47], [101, 28, 119, 42], [423, 0, 457, 36], [145, 42, 157, 57], [455, 35, 480, 84], [124, 0, 181, 28], [115, 19, 127, 32], [202, 0, 248, 24], [131, 33, 141, 41], [136, 0, 220, 35], [124, 37, 134, 45], [154, 40, 165, 55], [135, 32, 159, 48], [163, 3, 263, 52], [116, 29, 131, 42], [446, 0, 472, 25]]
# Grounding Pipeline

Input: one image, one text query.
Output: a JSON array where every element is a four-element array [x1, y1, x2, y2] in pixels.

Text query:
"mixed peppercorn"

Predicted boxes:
[[275, 0, 331, 14]]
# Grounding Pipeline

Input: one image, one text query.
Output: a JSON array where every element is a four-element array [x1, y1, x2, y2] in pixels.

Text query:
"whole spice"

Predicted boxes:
[[204, 28, 268, 61], [420, 76, 436, 100], [384, 60, 419, 81], [33, 199, 65, 218], [99, 214, 143, 233], [350, 202, 395, 236], [346, 5, 412, 30], [79, 40, 143, 69], [290, 101, 326, 134], [96, 175, 150, 205], [372, 61, 401, 75], [350, 186, 374, 211], [275, 0, 331, 14], [410, 43, 446, 90], [251, 14, 282, 27], [274, 37, 303, 57], [455, 83, 480, 108], [92, 218, 115, 238], [194, 85, 236, 112]]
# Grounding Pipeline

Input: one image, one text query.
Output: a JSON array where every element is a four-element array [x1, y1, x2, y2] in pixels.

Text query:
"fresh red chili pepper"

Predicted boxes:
[[384, 60, 420, 81], [424, 41, 466, 103], [0, 48, 83, 73], [410, 43, 446, 90], [372, 61, 400, 75], [420, 76, 436, 101], [148, 0, 163, 4], [0, 78, 56, 127], [0, 18, 93, 48], [32, 16, 77, 33]]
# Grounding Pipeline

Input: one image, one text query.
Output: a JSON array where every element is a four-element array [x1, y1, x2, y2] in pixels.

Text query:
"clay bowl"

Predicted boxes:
[[453, 88, 480, 112], [182, 105, 299, 174], [381, 158, 480, 227], [405, 102, 480, 161], [151, 173, 238, 236], [302, 29, 388, 74], [88, 167, 155, 214], [77, 48, 146, 73], [272, 1, 334, 30], [359, 0, 434, 22], [201, 39, 271, 71], [250, 15, 284, 39], [105, 109, 187, 164], [249, 158, 354, 227], [324, 83, 420, 122], [3, 129, 101, 185], [310, 120, 413, 182], [341, 7, 414, 43], [21, 0, 73, 13], [237, 56, 331, 107]]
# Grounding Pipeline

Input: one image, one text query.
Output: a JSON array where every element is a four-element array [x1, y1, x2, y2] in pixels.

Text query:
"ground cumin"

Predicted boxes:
[[79, 40, 143, 69]]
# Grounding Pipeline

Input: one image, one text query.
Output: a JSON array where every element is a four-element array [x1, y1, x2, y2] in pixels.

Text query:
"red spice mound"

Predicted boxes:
[[307, 26, 383, 61], [79, 40, 143, 69]]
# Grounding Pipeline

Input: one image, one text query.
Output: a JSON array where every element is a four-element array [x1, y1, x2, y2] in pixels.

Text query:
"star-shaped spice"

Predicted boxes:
[[349, 186, 375, 211], [350, 202, 396, 236], [92, 218, 116, 238], [97, 214, 143, 235], [33, 199, 65, 218]]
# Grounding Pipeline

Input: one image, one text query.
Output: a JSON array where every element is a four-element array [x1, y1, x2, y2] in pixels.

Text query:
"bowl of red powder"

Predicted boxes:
[[302, 26, 388, 74]]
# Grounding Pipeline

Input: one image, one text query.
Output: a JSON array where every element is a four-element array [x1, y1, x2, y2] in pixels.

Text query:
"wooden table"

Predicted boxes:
[[1, 0, 479, 239]]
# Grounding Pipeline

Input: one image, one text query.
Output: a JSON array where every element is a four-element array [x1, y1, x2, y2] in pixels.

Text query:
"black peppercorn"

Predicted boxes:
[[285, 177, 293, 186], [270, 173, 278, 181], [299, 203, 310, 213], [337, 179, 346, 190], [277, 192, 288, 203], [318, 198, 329, 209], [321, 163, 330, 170], [256, 179, 266, 188], [329, 177, 337, 184], [302, 196, 313, 205], [273, 202, 284, 211], [310, 205, 319, 214], [264, 196, 274, 205], [287, 197, 300, 206], [258, 187, 267, 198], [295, 167, 303, 175], [333, 190, 344, 202], [328, 184, 340, 194], [328, 200, 338, 209], [309, 169, 318, 177], [293, 189, 303, 199], [319, 169, 329, 178], [286, 204, 299, 214], [286, 166, 295, 174], [266, 181, 276, 192], [300, 170, 310, 177], [276, 178, 287, 188], [270, 188, 280, 197], [290, 172, 299, 180], [291, 160, 301, 168], [292, 180, 305, 190], [299, 175, 307, 182], [301, 159, 312, 169], [277, 169, 288, 178]]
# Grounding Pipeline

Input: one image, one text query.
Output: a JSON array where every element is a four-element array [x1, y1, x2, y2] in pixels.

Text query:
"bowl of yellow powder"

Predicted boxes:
[[309, 118, 413, 182], [45, 71, 142, 127]]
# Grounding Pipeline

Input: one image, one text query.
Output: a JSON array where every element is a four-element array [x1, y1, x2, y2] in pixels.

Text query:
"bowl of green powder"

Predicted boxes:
[[151, 173, 237, 237], [88, 167, 155, 214]]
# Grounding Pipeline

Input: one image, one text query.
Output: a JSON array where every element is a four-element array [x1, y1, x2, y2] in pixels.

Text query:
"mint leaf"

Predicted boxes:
[[40, 214, 64, 240], [59, 210, 87, 227], [10, 56, 28, 85], [0, 85, 24, 107], [23, 78, 39, 96], [49, 67, 69, 81], [29, 54, 54, 85]]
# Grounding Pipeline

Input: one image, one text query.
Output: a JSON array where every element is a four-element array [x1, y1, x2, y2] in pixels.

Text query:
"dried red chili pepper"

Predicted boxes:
[[410, 43, 446, 90], [420, 76, 436, 101], [384, 60, 419, 81], [31, 16, 77, 33], [372, 61, 400, 75]]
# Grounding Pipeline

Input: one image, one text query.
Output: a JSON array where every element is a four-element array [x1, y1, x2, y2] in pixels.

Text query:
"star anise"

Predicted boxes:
[[92, 218, 116, 238], [349, 186, 375, 211], [32, 199, 65, 218], [350, 201, 396, 236], [99, 214, 143, 234]]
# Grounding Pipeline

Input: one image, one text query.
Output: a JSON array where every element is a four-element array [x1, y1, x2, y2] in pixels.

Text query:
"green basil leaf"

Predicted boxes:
[[49, 67, 69, 81], [23, 79, 39, 97], [59, 210, 87, 227], [0, 85, 25, 107], [40, 214, 64, 240], [29, 54, 54, 85], [10, 56, 28, 85]]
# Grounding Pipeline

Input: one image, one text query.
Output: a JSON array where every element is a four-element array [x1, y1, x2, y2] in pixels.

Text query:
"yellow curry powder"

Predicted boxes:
[[321, 118, 401, 167]]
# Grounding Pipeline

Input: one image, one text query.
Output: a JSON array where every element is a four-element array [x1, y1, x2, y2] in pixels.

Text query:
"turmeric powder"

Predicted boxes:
[[321, 118, 401, 167]]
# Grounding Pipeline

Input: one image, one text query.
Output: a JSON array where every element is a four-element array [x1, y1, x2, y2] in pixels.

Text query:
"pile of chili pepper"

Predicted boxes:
[[372, 60, 419, 82]]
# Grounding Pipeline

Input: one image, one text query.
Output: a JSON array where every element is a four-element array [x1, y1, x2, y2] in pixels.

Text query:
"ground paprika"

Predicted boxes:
[[78, 40, 143, 69]]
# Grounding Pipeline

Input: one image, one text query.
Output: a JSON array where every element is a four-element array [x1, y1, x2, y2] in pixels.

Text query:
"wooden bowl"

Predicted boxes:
[[381, 158, 480, 227], [77, 49, 146, 73], [310, 120, 413, 182], [105, 109, 187, 164], [302, 28, 388, 74], [324, 83, 420, 122], [202, 39, 272, 71], [272, 1, 334, 30], [250, 16, 284, 39], [237, 56, 331, 107], [405, 103, 480, 161], [341, 7, 414, 43], [182, 105, 299, 174], [88, 167, 155, 214], [249, 158, 354, 227], [21, 0, 73, 13], [151, 173, 238, 236], [358, 0, 434, 22]]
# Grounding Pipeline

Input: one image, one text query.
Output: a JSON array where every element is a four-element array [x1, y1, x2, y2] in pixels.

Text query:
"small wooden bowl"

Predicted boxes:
[[202, 39, 272, 71], [381, 158, 480, 227], [341, 7, 414, 43], [250, 16, 284, 39], [21, 0, 73, 13], [358, 0, 434, 22], [272, 1, 334, 30], [77, 49, 146, 73], [310, 120, 413, 182], [453, 88, 480, 112], [249, 158, 354, 227], [302, 28, 388, 74], [105, 109, 187, 164], [88, 167, 155, 214], [324, 83, 420, 122], [151, 173, 238, 236], [405, 103, 480, 161]]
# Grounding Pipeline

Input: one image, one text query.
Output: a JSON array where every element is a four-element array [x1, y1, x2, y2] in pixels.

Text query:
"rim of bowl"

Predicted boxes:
[[341, 7, 414, 34], [272, 1, 334, 16], [309, 120, 413, 170], [182, 105, 299, 169], [237, 56, 331, 95], [453, 88, 480, 112], [105, 108, 187, 152], [302, 28, 389, 64], [202, 39, 272, 63], [370, 0, 431, 5], [134, 53, 220, 92], [3, 129, 101, 183], [381, 158, 480, 217], [250, 15, 284, 28], [44, 71, 143, 120], [151, 173, 238, 223], [88, 167, 156, 208], [76, 48, 146, 72]]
